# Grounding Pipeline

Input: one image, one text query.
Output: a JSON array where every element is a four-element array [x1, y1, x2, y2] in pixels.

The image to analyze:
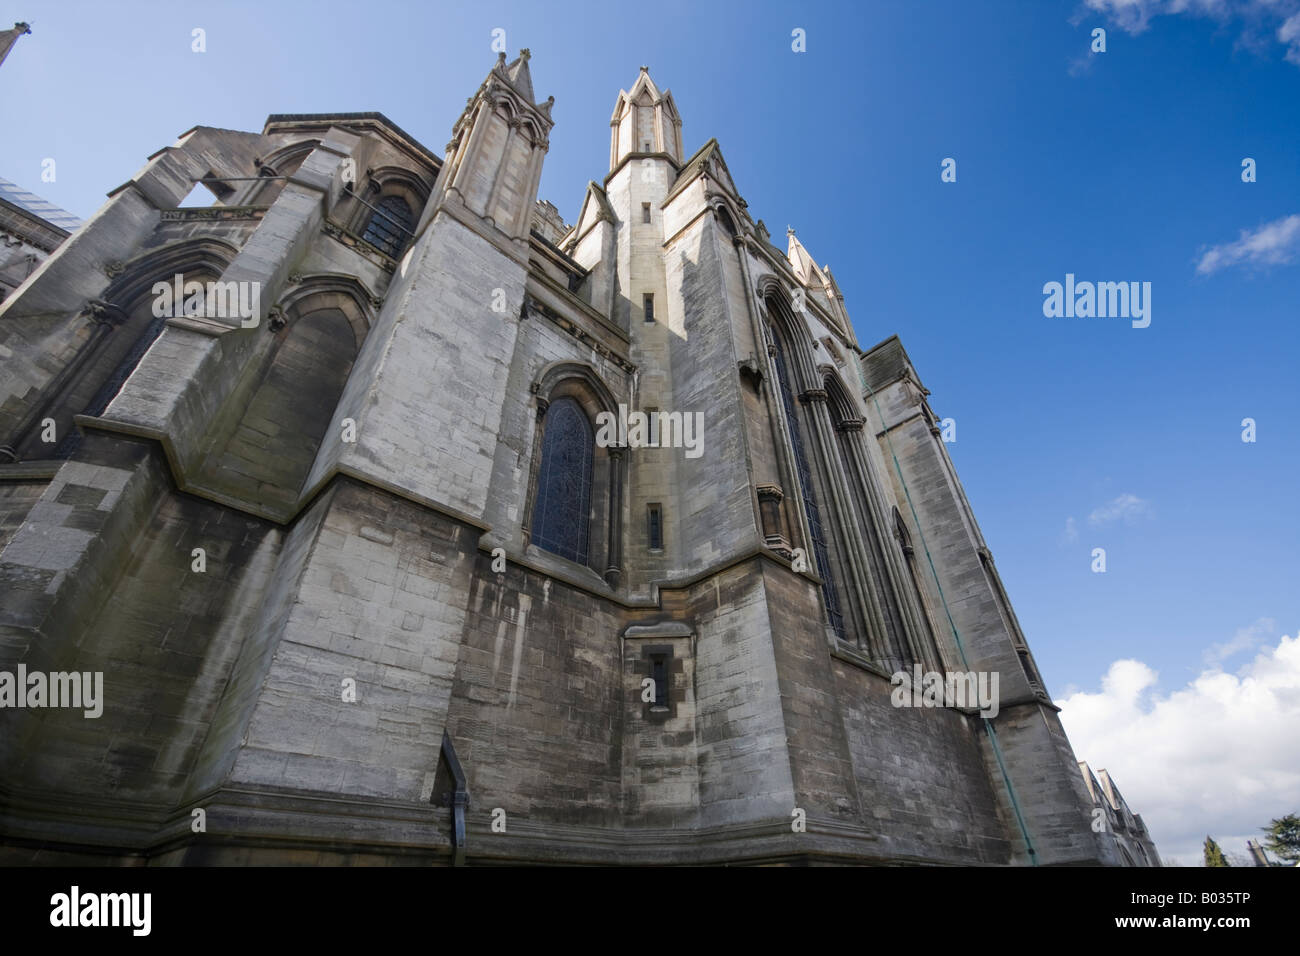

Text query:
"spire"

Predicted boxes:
[[500, 48, 535, 105], [786, 228, 852, 338], [609, 66, 683, 170], [786, 228, 820, 284], [0, 21, 32, 70]]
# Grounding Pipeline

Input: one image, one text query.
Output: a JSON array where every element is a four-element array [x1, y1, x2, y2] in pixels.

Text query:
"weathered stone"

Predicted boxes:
[[0, 55, 1158, 867]]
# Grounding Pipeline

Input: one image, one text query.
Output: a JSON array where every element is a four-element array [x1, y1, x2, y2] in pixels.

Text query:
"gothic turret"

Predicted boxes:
[[609, 66, 683, 171], [426, 48, 554, 244]]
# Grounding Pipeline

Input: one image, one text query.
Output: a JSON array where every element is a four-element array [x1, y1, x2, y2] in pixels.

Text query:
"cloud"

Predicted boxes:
[[1057, 627, 1300, 865], [1062, 516, 1080, 544], [1068, 53, 1097, 76], [1081, 0, 1300, 66], [1196, 214, 1300, 274], [1088, 493, 1151, 527], [1283, 12, 1300, 63], [1204, 616, 1275, 667]]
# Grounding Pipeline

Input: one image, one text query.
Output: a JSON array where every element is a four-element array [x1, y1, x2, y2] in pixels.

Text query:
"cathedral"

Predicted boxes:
[[0, 49, 1160, 865]]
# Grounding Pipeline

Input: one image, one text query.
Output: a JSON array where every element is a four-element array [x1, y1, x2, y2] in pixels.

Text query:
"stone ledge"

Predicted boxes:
[[0, 460, 61, 481], [0, 780, 455, 863], [69, 415, 492, 533], [624, 621, 692, 639], [829, 642, 895, 681]]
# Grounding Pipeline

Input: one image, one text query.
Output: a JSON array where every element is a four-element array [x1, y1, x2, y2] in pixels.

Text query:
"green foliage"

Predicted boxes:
[[1203, 836, 1230, 867], [1261, 813, 1300, 862]]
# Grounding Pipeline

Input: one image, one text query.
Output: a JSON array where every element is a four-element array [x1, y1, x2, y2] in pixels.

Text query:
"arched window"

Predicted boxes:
[[361, 195, 414, 258], [54, 311, 168, 458], [530, 396, 594, 564], [769, 326, 844, 639], [894, 506, 943, 668], [715, 205, 737, 238], [823, 380, 911, 668]]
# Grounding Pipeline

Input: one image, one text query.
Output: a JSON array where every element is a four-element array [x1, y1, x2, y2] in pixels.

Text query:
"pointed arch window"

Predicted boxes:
[[769, 326, 845, 639], [823, 382, 913, 668], [362, 195, 414, 258], [54, 312, 168, 458], [530, 396, 594, 564], [894, 506, 943, 667]]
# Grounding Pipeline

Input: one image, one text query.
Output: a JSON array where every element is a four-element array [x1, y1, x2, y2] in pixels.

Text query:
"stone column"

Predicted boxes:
[[604, 444, 624, 588]]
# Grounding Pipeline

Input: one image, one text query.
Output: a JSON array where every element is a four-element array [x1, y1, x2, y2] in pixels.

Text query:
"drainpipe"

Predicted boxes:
[[440, 731, 470, 866]]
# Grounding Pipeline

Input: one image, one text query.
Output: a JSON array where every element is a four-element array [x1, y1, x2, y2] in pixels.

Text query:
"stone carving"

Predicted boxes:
[[160, 206, 266, 222]]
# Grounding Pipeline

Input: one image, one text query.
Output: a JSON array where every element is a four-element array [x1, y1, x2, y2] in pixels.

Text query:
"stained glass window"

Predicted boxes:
[[362, 195, 413, 258], [531, 396, 593, 564], [770, 326, 845, 639]]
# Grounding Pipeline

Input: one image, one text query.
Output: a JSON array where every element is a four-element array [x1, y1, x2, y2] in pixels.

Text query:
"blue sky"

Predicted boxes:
[[3, 0, 1297, 864]]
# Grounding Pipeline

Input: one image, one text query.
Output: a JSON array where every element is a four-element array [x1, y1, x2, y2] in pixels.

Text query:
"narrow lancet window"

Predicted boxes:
[[770, 327, 844, 639], [531, 396, 594, 564]]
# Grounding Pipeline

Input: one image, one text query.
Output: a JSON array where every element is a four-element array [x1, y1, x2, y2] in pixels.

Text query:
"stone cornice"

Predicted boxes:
[[603, 150, 683, 189], [263, 112, 443, 174], [160, 206, 268, 223], [0, 199, 70, 253], [322, 218, 398, 273], [522, 280, 634, 374]]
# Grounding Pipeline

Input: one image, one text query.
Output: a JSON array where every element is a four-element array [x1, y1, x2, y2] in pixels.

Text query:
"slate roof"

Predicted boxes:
[[0, 176, 82, 232]]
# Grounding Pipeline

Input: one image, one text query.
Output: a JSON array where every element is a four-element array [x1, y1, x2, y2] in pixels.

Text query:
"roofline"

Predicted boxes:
[[0, 196, 73, 253], [262, 112, 442, 168], [0, 175, 80, 239]]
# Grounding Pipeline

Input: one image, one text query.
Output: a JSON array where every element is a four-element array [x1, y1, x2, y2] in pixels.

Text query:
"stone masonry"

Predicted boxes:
[[0, 52, 1158, 865]]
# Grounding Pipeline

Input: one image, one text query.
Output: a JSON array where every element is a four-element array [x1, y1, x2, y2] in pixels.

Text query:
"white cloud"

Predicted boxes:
[[1196, 214, 1300, 274], [1088, 493, 1151, 526], [1282, 12, 1300, 63], [1068, 53, 1097, 77], [1082, 0, 1300, 65], [1061, 516, 1080, 544], [1057, 627, 1300, 865], [1204, 616, 1275, 667]]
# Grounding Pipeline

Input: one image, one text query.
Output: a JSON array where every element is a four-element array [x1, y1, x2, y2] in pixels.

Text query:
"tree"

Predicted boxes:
[[1203, 836, 1230, 867], [1261, 813, 1300, 862]]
